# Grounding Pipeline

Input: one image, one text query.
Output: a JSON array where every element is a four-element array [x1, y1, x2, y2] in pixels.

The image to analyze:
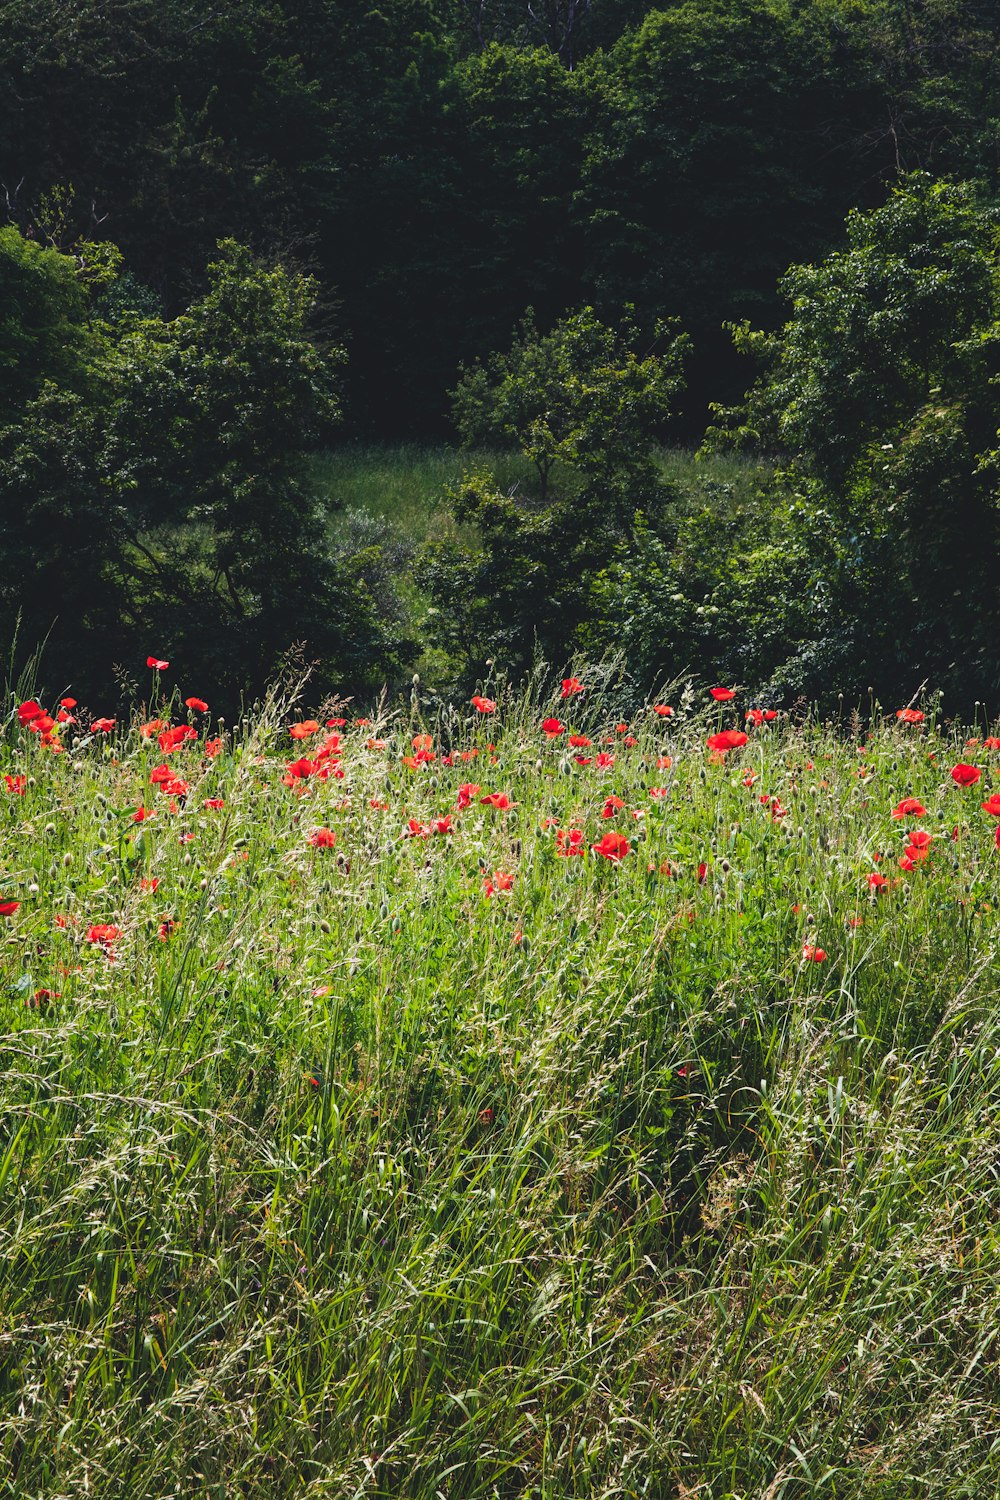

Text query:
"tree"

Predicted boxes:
[[0, 233, 411, 705], [453, 304, 686, 524], [712, 176, 1000, 704], [420, 306, 687, 684], [0, 225, 98, 416]]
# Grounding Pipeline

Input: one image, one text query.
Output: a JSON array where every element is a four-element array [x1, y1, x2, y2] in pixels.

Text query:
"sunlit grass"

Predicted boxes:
[[310, 444, 773, 544], [0, 669, 998, 1497]]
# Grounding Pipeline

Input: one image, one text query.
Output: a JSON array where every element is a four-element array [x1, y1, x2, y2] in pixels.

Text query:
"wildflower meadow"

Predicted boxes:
[[1, 662, 999, 1498]]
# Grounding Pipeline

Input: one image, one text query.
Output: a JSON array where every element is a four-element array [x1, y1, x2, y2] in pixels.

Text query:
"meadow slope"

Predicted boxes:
[[1, 670, 999, 1498]]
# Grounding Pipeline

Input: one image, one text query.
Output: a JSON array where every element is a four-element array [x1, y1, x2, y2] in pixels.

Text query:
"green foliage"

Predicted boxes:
[[713, 176, 1000, 704], [453, 304, 685, 511], [582, 468, 827, 695], [0, 226, 97, 415], [0, 236, 410, 707], [6, 0, 1000, 432], [423, 309, 687, 684]]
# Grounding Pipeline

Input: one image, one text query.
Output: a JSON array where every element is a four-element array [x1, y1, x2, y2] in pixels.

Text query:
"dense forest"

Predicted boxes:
[[3, 0, 1000, 710]]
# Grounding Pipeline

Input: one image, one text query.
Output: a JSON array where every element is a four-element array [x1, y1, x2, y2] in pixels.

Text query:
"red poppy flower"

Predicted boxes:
[[709, 687, 736, 701], [282, 757, 317, 787], [290, 720, 321, 740], [483, 869, 515, 896], [899, 832, 932, 869], [157, 918, 177, 942], [185, 697, 209, 713], [652, 704, 673, 717], [90, 717, 115, 734], [706, 730, 748, 753], [471, 695, 497, 713], [951, 763, 981, 786], [697, 862, 708, 883], [984, 737, 1000, 750], [592, 831, 631, 862], [568, 734, 592, 748], [204, 738, 222, 758], [132, 806, 154, 823], [60, 696, 77, 709], [326, 717, 347, 728], [431, 815, 453, 835], [892, 797, 927, 818], [146, 657, 169, 671], [649, 787, 668, 800], [802, 943, 827, 962], [656, 755, 673, 770], [0, 900, 20, 915], [981, 794, 1000, 818], [307, 827, 337, 847], [158, 724, 197, 753], [16, 699, 43, 726], [556, 828, 586, 857], [867, 872, 889, 890], [561, 677, 584, 698], [87, 923, 122, 950], [596, 752, 615, 769], [601, 795, 625, 819], [480, 792, 512, 809], [4, 775, 26, 795], [203, 798, 225, 810], [745, 708, 778, 725], [456, 782, 481, 809], [896, 708, 924, 723], [542, 717, 564, 737]]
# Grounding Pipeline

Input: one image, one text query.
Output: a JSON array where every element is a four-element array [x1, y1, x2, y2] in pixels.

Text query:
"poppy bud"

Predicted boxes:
[[379, 901, 389, 920], [319, 919, 331, 934], [63, 852, 73, 867], [45, 822, 56, 835]]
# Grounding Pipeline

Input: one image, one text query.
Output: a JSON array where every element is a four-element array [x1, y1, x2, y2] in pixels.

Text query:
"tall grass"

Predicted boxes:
[[310, 444, 772, 543], [311, 444, 538, 543], [1, 670, 998, 1497]]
